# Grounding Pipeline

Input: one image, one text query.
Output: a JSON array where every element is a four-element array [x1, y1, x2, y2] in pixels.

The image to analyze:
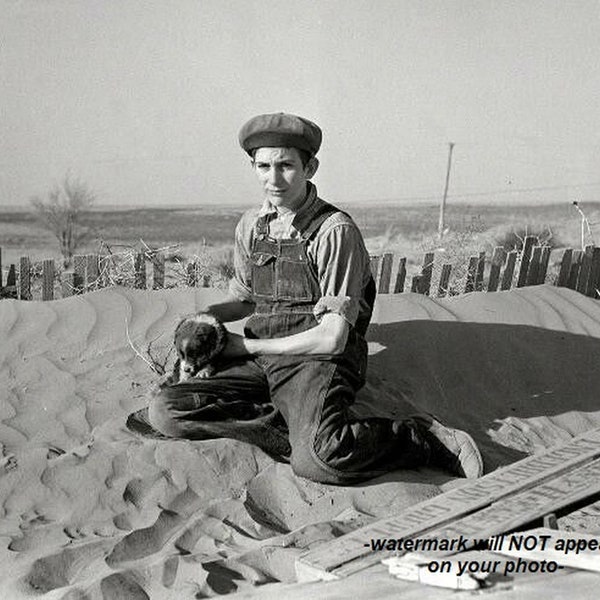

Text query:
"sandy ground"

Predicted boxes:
[[2, 284, 600, 599]]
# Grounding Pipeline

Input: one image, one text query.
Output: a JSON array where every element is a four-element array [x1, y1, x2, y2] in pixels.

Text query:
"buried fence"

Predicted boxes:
[[0, 236, 599, 302]]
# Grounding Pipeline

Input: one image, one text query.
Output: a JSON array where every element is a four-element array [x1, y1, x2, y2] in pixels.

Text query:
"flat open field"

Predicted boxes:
[[0, 203, 600, 297], [1, 201, 597, 261]]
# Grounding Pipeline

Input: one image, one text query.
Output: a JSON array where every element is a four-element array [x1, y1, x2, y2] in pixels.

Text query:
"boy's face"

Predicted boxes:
[[252, 147, 317, 211]]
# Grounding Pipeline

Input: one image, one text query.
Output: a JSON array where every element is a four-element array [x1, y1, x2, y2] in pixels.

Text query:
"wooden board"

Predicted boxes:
[[492, 527, 600, 573], [295, 427, 600, 582], [391, 457, 600, 562]]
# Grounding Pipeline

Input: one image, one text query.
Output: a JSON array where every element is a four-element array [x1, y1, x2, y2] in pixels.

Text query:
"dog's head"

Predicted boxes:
[[174, 314, 226, 378]]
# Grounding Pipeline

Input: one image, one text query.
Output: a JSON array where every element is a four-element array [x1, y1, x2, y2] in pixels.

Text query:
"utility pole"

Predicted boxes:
[[438, 142, 455, 240]]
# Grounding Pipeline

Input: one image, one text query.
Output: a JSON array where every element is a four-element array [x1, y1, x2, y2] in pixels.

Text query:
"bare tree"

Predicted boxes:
[[30, 175, 96, 267]]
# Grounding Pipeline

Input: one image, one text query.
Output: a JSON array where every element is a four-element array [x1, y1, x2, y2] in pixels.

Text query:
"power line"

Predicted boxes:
[[374, 181, 600, 204]]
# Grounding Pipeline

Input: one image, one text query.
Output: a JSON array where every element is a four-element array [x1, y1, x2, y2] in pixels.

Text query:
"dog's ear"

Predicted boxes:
[[173, 317, 187, 342], [174, 318, 188, 339]]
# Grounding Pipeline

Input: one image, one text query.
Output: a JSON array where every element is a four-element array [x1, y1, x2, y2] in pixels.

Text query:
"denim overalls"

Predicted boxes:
[[146, 198, 425, 484]]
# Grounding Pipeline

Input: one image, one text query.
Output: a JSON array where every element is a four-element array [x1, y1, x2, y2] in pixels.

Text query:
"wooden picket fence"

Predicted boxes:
[[1, 236, 599, 301]]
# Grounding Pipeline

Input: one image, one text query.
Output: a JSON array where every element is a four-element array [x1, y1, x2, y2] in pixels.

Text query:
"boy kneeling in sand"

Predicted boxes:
[[128, 113, 483, 484]]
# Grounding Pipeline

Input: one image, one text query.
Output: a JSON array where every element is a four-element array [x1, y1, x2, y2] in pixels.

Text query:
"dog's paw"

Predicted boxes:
[[197, 365, 216, 379]]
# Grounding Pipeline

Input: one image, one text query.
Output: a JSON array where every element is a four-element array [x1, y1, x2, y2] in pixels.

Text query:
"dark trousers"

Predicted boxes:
[[148, 349, 424, 485]]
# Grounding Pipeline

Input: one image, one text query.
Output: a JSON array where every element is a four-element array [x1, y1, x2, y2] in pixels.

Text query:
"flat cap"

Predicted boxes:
[[239, 112, 322, 156]]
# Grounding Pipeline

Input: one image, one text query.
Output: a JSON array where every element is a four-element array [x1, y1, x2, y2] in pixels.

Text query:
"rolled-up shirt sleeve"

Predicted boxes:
[[228, 217, 254, 302], [310, 219, 371, 328]]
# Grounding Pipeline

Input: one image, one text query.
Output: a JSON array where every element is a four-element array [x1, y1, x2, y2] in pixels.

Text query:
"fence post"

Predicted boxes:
[[3, 264, 17, 299], [86, 254, 100, 289], [42, 259, 55, 301], [516, 236, 536, 287], [134, 252, 146, 289], [567, 250, 583, 290], [437, 264, 452, 297], [526, 246, 542, 286], [153, 254, 165, 289], [0, 247, 2, 289], [420, 252, 434, 296], [410, 275, 422, 293], [556, 249, 573, 287], [378, 253, 393, 294], [73, 255, 86, 294], [19, 256, 31, 300], [501, 250, 518, 290], [463, 255, 478, 293], [487, 247, 506, 292], [586, 246, 600, 298], [393, 257, 406, 293], [576, 245, 594, 295], [475, 251, 486, 291], [369, 256, 380, 288], [538, 246, 551, 285]]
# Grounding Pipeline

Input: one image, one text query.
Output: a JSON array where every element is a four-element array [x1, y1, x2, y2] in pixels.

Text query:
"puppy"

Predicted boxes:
[[173, 313, 227, 381]]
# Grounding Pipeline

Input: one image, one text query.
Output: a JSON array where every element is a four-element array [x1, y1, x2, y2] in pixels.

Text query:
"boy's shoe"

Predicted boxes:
[[406, 415, 484, 479], [126, 407, 172, 440]]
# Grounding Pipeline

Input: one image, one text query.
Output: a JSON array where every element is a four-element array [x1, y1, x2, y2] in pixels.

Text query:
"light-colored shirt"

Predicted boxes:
[[229, 183, 373, 329]]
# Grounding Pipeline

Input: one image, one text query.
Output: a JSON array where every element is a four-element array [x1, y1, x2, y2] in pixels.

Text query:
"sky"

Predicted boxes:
[[1, 0, 600, 207]]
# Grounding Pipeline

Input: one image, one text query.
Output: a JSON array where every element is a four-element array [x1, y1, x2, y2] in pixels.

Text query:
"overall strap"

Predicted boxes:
[[254, 212, 272, 240], [293, 198, 343, 241]]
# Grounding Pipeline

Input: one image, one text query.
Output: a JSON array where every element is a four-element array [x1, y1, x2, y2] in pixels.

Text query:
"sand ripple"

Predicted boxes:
[[1, 285, 600, 598]]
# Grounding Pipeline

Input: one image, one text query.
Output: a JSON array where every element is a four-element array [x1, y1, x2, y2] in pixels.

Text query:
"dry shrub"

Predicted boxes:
[[29, 175, 97, 268], [126, 323, 174, 376], [15, 239, 235, 300], [492, 224, 557, 253], [419, 215, 489, 295], [89, 239, 234, 291]]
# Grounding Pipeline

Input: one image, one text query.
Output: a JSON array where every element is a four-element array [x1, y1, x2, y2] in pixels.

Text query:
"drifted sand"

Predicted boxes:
[[2, 285, 600, 599]]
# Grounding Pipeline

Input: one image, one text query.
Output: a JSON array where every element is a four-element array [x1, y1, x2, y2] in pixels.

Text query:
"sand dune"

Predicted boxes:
[[1, 284, 600, 598]]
